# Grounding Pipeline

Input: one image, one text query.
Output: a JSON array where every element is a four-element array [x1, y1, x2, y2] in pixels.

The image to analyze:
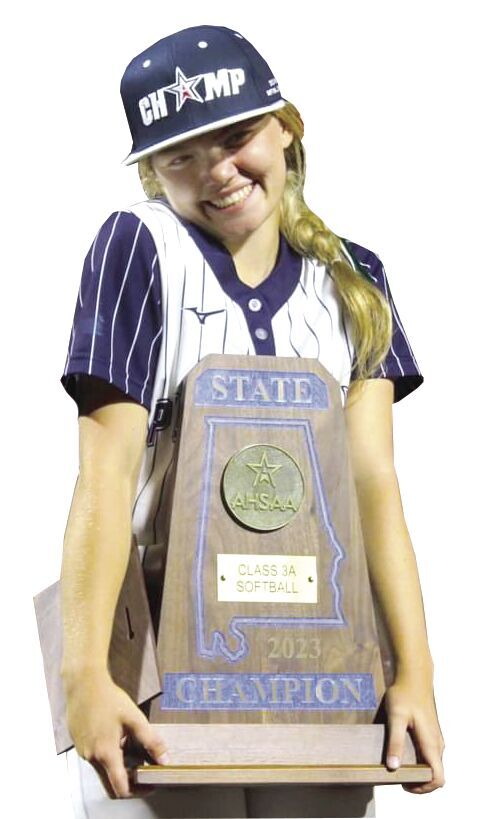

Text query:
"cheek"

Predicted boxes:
[[156, 177, 188, 207], [150, 168, 167, 198], [264, 151, 288, 189], [160, 180, 204, 222], [264, 135, 288, 173], [245, 144, 287, 185]]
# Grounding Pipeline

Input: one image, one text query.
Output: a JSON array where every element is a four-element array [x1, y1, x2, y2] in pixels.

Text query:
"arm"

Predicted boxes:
[[60, 379, 168, 797], [345, 378, 445, 793]]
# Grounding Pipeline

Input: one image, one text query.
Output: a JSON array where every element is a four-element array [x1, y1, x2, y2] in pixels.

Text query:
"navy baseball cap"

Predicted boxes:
[[120, 25, 286, 165]]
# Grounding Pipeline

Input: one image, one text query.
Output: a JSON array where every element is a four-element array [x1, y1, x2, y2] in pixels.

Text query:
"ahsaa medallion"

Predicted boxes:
[[222, 443, 304, 531]]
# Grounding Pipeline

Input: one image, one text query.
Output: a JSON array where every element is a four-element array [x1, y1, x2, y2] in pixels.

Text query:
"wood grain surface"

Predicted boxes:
[[140, 724, 419, 765], [150, 355, 387, 727], [134, 724, 432, 786], [134, 766, 431, 786]]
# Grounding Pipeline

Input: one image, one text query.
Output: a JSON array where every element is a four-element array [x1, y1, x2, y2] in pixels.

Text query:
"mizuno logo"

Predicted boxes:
[[183, 306, 226, 325]]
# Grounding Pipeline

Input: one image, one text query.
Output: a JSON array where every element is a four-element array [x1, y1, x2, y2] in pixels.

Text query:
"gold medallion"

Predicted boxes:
[[222, 444, 304, 531]]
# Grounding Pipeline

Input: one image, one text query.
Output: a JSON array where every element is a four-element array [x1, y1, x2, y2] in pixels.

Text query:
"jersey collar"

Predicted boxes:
[[157, 198, 303, 317]]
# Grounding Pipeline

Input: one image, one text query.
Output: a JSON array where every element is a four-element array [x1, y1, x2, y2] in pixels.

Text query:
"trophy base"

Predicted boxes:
[[134, 765, 431, 787], [133, 724, 432, 786]]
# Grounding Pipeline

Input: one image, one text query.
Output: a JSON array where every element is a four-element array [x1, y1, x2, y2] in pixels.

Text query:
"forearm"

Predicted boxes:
[[355, 469, 433, 682], [60, 470, 134, 679], [60, 402, 147, 683]]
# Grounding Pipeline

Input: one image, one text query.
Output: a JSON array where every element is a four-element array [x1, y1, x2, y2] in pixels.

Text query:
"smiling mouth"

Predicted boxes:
[[208, 183, 255, 210]]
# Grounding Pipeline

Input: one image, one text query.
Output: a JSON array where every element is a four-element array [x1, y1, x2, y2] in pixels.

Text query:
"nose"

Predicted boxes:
[[202, 146, 237, 188]]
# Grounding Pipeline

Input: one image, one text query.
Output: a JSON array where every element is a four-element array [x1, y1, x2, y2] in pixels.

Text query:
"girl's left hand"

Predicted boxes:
[[384, 678, 445, 793]]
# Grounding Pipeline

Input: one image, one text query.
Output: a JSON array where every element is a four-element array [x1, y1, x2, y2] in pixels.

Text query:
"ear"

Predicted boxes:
[[279, 124, 294, 150]]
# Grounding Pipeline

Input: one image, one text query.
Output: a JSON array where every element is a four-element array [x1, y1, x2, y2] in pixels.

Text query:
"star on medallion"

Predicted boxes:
[[247, 452, 282, 488], [164, 66, 204, 112]]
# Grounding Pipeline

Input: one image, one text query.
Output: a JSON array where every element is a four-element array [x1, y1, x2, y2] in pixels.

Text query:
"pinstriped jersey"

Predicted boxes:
[[62, 199, 423, 545]]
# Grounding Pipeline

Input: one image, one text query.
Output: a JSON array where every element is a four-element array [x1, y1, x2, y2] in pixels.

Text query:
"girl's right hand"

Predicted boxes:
[[64, 669, 169, 797]]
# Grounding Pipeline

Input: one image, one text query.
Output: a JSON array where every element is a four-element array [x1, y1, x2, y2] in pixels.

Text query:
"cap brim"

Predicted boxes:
[[122, 99, 286, 166]]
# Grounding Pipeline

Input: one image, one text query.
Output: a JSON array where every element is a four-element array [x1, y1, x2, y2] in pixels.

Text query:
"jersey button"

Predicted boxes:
[[255, 327, 269, 341], [248, 297, 262, 312]]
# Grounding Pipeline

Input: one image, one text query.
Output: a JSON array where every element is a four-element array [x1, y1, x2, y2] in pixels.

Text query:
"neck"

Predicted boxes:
[[224, 220, 281, 288]]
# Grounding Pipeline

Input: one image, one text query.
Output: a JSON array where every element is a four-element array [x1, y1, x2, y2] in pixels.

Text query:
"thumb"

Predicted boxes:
[[386, 714, 408, 770], [125, 709, 170, 765]]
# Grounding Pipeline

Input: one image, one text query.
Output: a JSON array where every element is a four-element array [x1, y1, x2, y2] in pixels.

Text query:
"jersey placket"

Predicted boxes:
[[166, 203, 303, 356], [235, 291, 275, 354]]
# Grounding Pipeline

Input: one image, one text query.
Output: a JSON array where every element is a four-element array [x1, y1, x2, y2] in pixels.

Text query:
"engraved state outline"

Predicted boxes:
[[194, 417, 347, 663]]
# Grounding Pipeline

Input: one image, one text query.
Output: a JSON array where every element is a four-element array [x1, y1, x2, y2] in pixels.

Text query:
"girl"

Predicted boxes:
[[60, 24, 444, 818]]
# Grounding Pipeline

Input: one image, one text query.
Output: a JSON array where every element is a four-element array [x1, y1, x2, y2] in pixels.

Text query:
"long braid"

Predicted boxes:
[[276, 103, 392, 380]]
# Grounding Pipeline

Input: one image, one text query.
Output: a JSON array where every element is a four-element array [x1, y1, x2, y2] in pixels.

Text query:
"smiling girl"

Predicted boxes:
[[60, 24, 444, 819]]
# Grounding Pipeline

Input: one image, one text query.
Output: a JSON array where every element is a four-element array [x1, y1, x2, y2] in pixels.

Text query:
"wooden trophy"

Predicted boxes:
[[135, 354, 431, 787]]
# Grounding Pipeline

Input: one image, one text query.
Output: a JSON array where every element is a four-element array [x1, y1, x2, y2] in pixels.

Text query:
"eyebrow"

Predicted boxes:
[[217, 115, 266, 138], [157, 116, 267, 159]]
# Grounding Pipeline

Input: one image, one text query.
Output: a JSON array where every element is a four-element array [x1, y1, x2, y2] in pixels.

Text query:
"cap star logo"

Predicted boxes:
[[247, 452, 282, 488], [164, 66, 204, 112]]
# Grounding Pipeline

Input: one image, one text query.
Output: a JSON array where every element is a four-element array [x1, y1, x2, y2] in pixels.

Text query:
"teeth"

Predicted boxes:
[[210, 184, 254, 209]]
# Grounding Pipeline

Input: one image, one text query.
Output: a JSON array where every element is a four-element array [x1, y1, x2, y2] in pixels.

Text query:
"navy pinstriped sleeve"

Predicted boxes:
[[61, 211, 162, 410], [343, 239, 424, 403]]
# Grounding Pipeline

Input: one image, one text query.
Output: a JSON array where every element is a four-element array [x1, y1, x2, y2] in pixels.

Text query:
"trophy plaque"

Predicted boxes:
[[136, 354, 431, 786]]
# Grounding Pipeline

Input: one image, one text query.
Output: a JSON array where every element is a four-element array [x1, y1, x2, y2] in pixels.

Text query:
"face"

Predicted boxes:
[[150, 115, 293, 249]]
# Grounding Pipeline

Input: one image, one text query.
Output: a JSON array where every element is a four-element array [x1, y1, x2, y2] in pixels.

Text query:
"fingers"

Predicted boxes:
[[124, 708, 170, 765], [402, 724, 445, 794], [74, 691, 170, 798], [92, 714, 169, 798], [87, 745, 131, 798], [402, 763, 445, 793], [68, 676, 170, 798], [83, 722, 165, 799], [386, 712, 408, 771], [386, 710, 445, 793]]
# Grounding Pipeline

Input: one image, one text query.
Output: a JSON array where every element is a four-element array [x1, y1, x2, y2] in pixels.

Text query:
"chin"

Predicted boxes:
[[218, 221, 265, 242]]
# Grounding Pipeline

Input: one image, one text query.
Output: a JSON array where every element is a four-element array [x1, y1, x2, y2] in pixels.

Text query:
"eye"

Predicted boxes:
[[224, 129, 252, 149], [166, 154, 192, 168]]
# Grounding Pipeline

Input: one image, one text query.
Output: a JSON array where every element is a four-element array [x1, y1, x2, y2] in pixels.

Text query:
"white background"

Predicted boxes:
[[2, 1, 476, 816]]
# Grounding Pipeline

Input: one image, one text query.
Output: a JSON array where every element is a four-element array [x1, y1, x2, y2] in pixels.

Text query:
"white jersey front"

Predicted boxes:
[[63, 199, 423, 547]]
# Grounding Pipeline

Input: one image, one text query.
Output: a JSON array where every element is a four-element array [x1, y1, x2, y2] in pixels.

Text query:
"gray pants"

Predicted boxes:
[[67, 751, 375, 818]]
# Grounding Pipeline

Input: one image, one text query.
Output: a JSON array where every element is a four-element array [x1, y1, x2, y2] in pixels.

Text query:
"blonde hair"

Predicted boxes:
[[138, 103, 392, 381]]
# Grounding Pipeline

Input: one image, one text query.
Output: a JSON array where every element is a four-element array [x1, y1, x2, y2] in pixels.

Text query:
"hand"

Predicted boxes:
[[384, 677, 445, 793], [64, 669, 169, 798]]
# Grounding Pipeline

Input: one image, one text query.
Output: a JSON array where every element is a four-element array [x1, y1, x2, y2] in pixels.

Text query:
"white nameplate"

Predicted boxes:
[[217, 554, 318, 603]]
